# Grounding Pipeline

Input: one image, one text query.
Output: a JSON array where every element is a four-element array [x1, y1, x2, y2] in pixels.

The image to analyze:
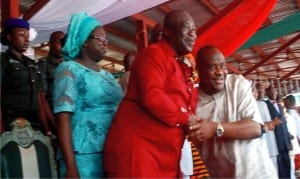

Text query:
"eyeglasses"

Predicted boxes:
[[88, 35, 108, 43]]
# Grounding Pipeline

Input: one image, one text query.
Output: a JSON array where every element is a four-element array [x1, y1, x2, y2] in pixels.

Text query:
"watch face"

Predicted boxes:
[[217, 129, 223, 137], [216, 123, 224, 137]]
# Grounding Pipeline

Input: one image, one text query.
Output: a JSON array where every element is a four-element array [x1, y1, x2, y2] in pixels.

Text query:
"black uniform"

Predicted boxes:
[[1, 51, 43, 131], [38, 55, 61, 109]]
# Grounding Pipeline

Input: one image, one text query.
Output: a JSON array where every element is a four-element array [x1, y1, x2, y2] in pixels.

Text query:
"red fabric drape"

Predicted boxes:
[[192, 0, 277, 58]]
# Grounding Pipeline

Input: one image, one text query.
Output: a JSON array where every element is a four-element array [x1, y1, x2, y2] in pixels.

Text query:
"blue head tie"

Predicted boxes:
[[62, 12, 101, 61]]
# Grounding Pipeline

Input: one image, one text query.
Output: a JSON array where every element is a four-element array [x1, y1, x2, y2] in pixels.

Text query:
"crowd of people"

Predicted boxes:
[[1, 9, 300, 179]]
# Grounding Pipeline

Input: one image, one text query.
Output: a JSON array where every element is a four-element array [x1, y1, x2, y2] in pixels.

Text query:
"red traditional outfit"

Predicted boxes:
[[104, 40, 198, 178]]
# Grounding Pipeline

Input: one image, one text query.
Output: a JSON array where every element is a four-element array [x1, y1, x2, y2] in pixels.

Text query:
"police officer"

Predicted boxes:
[[0, 18, 50, 134], [38, 31, 65, 110], [37, 31, 65, 148]]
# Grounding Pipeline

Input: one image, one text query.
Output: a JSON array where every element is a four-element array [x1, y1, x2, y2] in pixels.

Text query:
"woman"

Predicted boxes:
[[53, 12, 122, 178]]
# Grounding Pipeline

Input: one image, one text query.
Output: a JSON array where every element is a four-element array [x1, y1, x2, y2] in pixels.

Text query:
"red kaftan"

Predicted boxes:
[[104, 40, 198, 178]]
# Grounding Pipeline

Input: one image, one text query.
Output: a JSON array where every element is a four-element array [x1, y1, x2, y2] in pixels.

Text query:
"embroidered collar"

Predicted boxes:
[[175, 54, 199, 84]]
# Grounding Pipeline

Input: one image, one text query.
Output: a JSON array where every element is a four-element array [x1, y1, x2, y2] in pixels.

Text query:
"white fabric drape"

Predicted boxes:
[[28, 0, 168, 44]]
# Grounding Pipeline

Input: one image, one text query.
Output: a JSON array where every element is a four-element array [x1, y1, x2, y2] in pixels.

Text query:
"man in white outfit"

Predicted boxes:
[[283, 95, 300, 179], [188, 45, 277, 178], [253, 82, 280, 171]]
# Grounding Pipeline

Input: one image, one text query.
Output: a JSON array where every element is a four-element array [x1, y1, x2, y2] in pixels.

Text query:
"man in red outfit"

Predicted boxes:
[[104, 10, 199, 178]]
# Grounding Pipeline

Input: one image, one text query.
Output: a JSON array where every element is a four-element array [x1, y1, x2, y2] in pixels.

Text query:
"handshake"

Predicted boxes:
[[185, 114, 219, 145]]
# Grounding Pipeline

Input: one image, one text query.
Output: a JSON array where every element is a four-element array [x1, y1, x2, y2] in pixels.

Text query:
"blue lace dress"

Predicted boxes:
[[53, 61, 122, 178]]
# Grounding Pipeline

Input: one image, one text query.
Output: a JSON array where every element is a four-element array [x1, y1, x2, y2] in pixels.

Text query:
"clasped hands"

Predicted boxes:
[[185, 114, 217, 144], [264, 117, 281, 131]]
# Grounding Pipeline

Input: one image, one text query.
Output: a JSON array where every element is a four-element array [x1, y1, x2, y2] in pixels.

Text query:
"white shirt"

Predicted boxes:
[[286, 109, 300, 155], [196, 74, 277, 179], [256, 100, 278, 157]]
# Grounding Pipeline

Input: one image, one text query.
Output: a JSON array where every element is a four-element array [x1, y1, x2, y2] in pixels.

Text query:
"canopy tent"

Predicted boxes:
[[28, 0, 168, 44], [192, 0, 277, 58], [2, 0, 299, 83], [30, 0, 277, 57]]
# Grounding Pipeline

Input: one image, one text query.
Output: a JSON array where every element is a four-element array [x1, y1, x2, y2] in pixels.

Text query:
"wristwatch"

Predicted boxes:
[[216, 122, 224, 137]]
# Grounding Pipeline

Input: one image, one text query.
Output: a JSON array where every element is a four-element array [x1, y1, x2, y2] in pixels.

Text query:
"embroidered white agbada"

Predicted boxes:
[[196, 74, 278, 178]]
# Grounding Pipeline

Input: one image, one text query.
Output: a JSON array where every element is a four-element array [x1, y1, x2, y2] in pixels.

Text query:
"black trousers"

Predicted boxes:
[[277, 152, 291, 179]]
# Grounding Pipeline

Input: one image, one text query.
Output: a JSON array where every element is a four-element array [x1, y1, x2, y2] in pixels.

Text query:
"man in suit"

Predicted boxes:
[[265, 86, 291, 178]]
